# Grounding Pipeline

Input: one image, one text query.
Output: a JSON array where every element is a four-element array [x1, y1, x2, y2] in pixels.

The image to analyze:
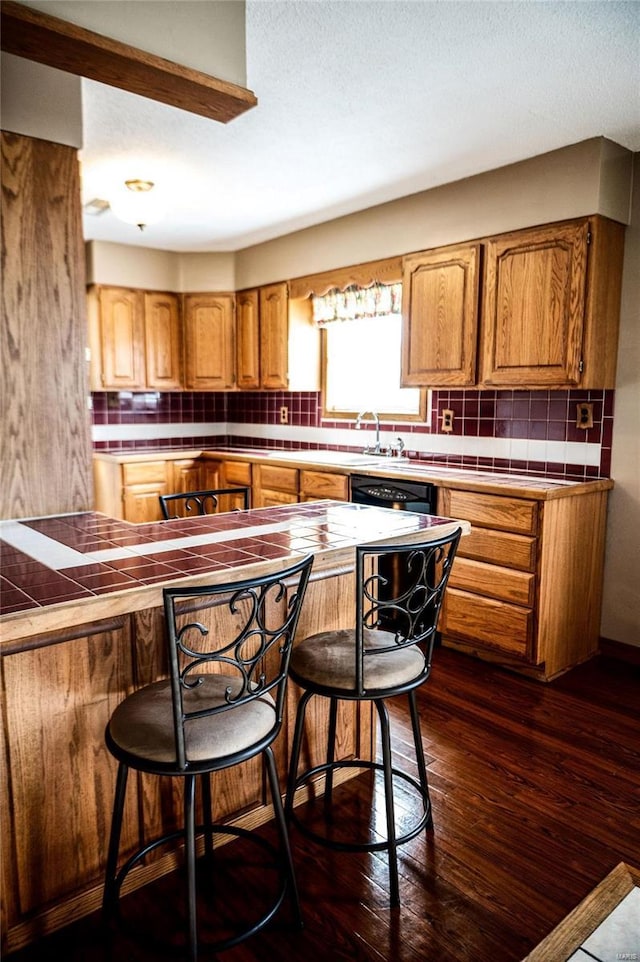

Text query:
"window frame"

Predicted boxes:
[[320, 324, 428, 423]]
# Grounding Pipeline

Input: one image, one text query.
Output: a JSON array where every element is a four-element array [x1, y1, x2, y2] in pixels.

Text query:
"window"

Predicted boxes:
[[315, 283, 426, 421]]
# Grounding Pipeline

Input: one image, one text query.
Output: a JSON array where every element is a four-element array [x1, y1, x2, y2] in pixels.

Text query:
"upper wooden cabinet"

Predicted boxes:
[[183, 293, 235, 390], [144, 291, 182, 390], [259, 282, 289, 389], [236, 282, 290, 390], [88, 285, 145, 389], [401, 243, 481, 387], [400, 216, 625, 390], [88, 285, 181, 391], [236, 288, 261, 389], [481, 216, 625, 389]]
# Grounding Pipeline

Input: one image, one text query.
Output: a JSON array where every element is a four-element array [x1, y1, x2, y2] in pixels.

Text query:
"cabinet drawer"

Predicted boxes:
[[122, 460, 167, 485], [224, 461, 252, 486], [458, 527, 537, 572], [300, 470, 348, 501], [448, 557, 535, 606], [258, 490, 298, 507], [442, 588, 534, 659], [446, 489, 538, 534], [256, 464, 299, 494]]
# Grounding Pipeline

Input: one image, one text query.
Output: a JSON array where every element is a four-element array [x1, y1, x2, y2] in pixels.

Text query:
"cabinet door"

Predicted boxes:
[[254, 489, 298, 508], [401, 244, 480, 386], [98, 287, 145, 389], [123, 483, 168, 523], [259, 282, 289, 389], [299, 470, 348, 502], [183, 294, 235, 390], [201, 459, 223, 490], [236, 289, 261, 389], [144, 292, 182, 390], [171, 458, 203, 494], [481, 220, 589, 386]]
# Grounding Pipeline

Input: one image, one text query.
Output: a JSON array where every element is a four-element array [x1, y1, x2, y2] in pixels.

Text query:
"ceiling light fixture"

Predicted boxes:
[[109, 179, 167, 231]]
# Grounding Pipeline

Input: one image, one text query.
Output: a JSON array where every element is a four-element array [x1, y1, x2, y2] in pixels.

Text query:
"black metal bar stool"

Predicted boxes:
[[159, 486, 250, 519], [285, 530, 461, 906], [103, 554, 313, 961]]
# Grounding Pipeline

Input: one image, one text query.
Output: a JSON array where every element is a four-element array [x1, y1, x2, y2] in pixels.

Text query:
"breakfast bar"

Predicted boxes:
[[0, 501, 466, 953]]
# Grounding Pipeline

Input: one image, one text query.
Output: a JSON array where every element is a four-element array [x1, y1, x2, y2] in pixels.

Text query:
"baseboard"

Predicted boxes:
[[599, 637, 640, 666]]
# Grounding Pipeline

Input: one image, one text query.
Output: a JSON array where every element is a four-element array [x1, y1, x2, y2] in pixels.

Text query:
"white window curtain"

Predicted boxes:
[[312, 282, 402, 326]]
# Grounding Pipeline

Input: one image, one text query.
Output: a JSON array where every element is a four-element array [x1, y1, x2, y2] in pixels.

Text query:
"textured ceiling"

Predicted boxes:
[[80, 0, 640, 253]]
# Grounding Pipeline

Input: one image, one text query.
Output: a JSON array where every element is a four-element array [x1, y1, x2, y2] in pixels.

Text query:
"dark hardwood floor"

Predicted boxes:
[[8, 647, 640, 962]]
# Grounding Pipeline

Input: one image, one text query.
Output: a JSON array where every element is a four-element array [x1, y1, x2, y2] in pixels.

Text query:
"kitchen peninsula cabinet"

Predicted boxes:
[[480, 216, 625, 388], [401, 242, 481, 387], [438, 484, 610, 680], [2, 503, 459, 952], [88, 285, 182, 391], [183, 293, 236, 390]]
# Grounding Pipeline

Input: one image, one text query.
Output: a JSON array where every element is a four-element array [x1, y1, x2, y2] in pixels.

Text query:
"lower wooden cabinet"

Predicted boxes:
[[253, 463, 299, 508], [299, 469, 348, 502], [438, 485, 610, 680], [120, 460, 169, 523], [170, 458, 203, 493]]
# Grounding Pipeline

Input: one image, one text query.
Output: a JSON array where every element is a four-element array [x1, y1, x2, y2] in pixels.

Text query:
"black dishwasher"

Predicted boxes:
[[350, 474, 436, 514], [350, 474, 438, 632]]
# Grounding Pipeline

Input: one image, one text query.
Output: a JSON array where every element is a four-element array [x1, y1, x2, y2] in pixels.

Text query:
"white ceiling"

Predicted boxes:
[[80, 0, 640, 253]]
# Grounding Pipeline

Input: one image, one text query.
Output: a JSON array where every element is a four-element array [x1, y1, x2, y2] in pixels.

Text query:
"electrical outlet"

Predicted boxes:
[[441, 409, 454, 433], [279, 405, 289, 424], [576, 403, 593, 429]]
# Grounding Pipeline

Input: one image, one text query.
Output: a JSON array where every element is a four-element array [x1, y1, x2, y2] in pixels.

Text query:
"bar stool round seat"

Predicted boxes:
[[285, 530, 461, 907], [103, 555, 313, 962]]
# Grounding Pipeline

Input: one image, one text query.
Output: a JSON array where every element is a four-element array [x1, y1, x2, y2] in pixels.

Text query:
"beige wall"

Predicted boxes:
[[235, 138, 632, 288], [601, 153, 640, 647], [0, 54, 82, 147], [86, 241, 236, 292]]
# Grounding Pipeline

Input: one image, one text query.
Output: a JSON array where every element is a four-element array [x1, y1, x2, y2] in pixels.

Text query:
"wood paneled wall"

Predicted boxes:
[[1, 131, 92, 519]]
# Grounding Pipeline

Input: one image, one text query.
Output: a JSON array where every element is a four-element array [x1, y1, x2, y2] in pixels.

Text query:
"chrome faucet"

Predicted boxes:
[[355, 411, 381, 455]]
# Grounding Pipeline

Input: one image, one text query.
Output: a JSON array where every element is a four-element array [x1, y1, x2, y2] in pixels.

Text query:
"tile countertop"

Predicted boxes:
[[93, 448, 614, 500], [0, 501, 469, 647]]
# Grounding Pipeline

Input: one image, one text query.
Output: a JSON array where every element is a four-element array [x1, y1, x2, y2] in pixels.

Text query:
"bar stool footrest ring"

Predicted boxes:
[[288, 758, 432, 853]]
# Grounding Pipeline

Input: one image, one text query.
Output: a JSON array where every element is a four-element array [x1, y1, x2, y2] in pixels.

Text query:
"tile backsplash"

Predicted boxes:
[[91, 388, 614, 481]]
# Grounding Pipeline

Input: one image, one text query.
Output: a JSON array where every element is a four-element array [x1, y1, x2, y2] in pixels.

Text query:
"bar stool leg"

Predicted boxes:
[[201, 773, 214, 860], [103, 761, 129, 918], [375, 698, 400, 907], [184, 774, 198, 962], [408, 690, 433, 829], [265, 746, 303, 928], [324, 696, 338, 815], [285, 688, 313, 819]]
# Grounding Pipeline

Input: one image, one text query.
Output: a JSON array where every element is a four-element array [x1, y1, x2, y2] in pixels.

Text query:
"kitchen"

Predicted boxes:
[[1, 2, 639, 960]]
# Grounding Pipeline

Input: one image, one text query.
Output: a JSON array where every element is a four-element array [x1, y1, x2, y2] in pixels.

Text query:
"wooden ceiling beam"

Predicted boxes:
[[0, 0, 257, 123]]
